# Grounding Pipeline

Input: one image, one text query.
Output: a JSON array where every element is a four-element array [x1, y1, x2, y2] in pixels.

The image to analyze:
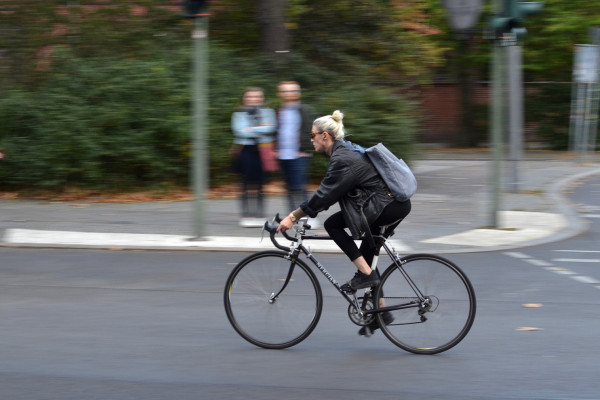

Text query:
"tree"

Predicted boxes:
[[0, 1, 424, 191], [210, 0, 447, 83], [291, 0, 447, 83], [521, 0, 600, 81]]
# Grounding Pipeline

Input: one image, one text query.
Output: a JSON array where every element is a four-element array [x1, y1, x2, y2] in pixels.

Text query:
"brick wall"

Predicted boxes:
[[413, 83, 490, 145]]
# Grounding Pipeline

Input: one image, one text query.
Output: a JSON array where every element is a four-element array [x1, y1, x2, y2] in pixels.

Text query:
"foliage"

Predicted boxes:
[[209, 0, 447, 82], [425, 0, 600, 81], [0, 1, 187, 89], [0, 1, 429, 191], [291, 0, 447, 83], [0, 48, 190, 190], [423, 0, 600, 149], [523, 0, 600, 81], [525, 83, 572, 149], [0, 44, 418, 190], [513, 0, 600, 149]]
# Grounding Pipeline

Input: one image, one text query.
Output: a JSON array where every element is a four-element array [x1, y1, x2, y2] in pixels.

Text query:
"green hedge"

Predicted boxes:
[[0, 49, 189, 190], [0, 46, 419, 191]]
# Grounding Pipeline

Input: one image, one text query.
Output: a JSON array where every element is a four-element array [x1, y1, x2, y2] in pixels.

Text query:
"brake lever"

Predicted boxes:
[[260, 215, 278, 243], [260, 223, 266, 243]]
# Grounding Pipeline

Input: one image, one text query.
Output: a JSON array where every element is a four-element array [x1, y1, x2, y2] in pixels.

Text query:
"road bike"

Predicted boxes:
[[224, 214, 476, 354]]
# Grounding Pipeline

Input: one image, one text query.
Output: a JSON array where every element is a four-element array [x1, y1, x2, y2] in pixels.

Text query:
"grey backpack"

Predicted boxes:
[[365, 143, 417, 201]]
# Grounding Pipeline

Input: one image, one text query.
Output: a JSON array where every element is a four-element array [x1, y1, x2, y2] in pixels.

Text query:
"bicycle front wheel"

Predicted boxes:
[[224, 251, 322, 349], [376, 254, 476, 355]]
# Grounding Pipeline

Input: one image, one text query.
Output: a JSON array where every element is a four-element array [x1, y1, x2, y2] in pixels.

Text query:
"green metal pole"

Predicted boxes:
[[507, 42, 523, 193], [489, 38, 504, 228], [192, 16, 208, 238]]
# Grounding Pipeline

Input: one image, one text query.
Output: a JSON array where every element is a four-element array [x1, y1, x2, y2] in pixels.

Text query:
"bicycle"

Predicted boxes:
[[224, 214, 476, 354]]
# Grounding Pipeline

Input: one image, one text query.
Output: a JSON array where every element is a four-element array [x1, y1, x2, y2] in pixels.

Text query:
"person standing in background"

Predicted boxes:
[[276, 81, 316, 218], [231, 87, 276, 227]]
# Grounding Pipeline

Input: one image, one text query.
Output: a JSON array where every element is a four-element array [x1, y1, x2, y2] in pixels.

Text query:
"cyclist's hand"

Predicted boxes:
[[276, 216, 294, 233]]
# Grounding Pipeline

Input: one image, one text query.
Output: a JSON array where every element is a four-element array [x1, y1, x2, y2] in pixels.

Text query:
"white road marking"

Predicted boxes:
[[504, 252, 531, 259], [524, 259, 553, 267], [554, 250, 600, 253], [505, 251, 600, 288], [571, 276, 600, 284]]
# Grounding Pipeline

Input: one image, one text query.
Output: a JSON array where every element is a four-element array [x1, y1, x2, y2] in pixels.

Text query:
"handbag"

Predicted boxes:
[[258, 142, 278, 172]]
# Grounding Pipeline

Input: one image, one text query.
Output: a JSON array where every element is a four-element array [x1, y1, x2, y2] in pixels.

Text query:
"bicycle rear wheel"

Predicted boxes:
[[375, 254, 476, 354], [224, 251, 322, 349]]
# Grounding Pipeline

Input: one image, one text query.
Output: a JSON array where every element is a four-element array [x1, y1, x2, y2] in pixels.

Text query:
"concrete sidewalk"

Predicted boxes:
[[2, 152, 599, 254]]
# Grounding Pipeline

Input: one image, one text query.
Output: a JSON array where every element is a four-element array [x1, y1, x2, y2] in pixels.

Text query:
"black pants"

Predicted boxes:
[[324, 200, 411, 267], [238, 145, 264, 217]]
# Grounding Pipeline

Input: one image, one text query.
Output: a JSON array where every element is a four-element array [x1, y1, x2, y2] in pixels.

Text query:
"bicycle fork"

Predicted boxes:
[[268, 252, 301, 303]]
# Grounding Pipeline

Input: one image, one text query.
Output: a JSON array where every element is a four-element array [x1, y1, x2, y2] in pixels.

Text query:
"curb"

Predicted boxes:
[[2, 167, 599, 254]]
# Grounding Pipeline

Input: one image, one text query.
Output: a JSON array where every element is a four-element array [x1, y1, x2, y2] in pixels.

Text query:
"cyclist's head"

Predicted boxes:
[[313, 110, 345, 141]]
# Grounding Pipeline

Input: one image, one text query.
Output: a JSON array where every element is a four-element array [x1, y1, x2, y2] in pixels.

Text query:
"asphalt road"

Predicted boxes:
[[1, 177, 599, 400]]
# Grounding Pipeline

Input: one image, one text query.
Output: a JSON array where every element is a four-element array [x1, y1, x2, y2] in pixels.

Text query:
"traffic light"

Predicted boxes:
[[489, 14, 515, 39], [183, 0, 208, 17], [489, 0, 544, 40]]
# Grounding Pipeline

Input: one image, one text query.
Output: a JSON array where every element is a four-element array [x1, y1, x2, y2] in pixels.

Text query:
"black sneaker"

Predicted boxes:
[[348, 270, 380, 290], [358, 311, 394, 337]]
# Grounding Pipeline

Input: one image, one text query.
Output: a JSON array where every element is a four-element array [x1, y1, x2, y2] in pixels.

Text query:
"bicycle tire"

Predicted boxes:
[[224, 250, 323, 349], [375, 254, 476, 355]]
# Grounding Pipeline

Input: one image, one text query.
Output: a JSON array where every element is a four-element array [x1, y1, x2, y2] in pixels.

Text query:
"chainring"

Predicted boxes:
[[348, 297, 376, 326]]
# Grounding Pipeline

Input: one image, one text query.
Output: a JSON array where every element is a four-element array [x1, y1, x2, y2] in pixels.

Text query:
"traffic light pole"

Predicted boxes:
[[489, 39, 504, 228], [487, 0, 543, 227], [507, 42, 523, 193], [191, 16, 208, 239]]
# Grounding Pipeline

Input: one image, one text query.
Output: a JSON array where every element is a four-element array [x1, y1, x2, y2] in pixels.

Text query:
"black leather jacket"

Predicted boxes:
[[300, 140, 395, 235]]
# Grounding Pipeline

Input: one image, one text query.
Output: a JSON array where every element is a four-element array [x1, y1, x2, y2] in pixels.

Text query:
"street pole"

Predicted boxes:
[[570, 44, 600, 160], [507, 42, 523, 193], [489, 38, 504, 228], [487, 0, 543, 226], [191, 16, 208, 239]]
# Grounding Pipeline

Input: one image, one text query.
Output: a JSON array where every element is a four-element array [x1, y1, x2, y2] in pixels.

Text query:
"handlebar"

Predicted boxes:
[[263, 213, 333, 252], [263, 213, 294, 251]]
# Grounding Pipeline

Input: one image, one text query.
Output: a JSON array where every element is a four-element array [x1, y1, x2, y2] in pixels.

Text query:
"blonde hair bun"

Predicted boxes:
[[331, 110, 344, 123], [313, 110, 346, 140]]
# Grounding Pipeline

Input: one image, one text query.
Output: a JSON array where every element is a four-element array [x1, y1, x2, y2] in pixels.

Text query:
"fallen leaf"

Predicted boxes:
[[522, 303, 543, 308], [516, 327, 543, 331]]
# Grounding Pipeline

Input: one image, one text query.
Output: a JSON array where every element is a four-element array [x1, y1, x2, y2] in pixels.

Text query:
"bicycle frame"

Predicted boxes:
[[265, 218, 426, 318]]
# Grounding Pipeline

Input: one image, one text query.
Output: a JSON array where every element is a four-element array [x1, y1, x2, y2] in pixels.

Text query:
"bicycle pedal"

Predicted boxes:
[[340, 283, 355, 293], [363, 326, 374, 338]]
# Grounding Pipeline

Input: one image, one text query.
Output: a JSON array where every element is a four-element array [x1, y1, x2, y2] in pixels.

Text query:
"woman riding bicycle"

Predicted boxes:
[[276, 110, 411, 333]]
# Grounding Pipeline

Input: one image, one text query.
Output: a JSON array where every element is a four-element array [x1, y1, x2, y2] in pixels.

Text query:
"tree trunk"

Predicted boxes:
[[257, 0, 289, 56]]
